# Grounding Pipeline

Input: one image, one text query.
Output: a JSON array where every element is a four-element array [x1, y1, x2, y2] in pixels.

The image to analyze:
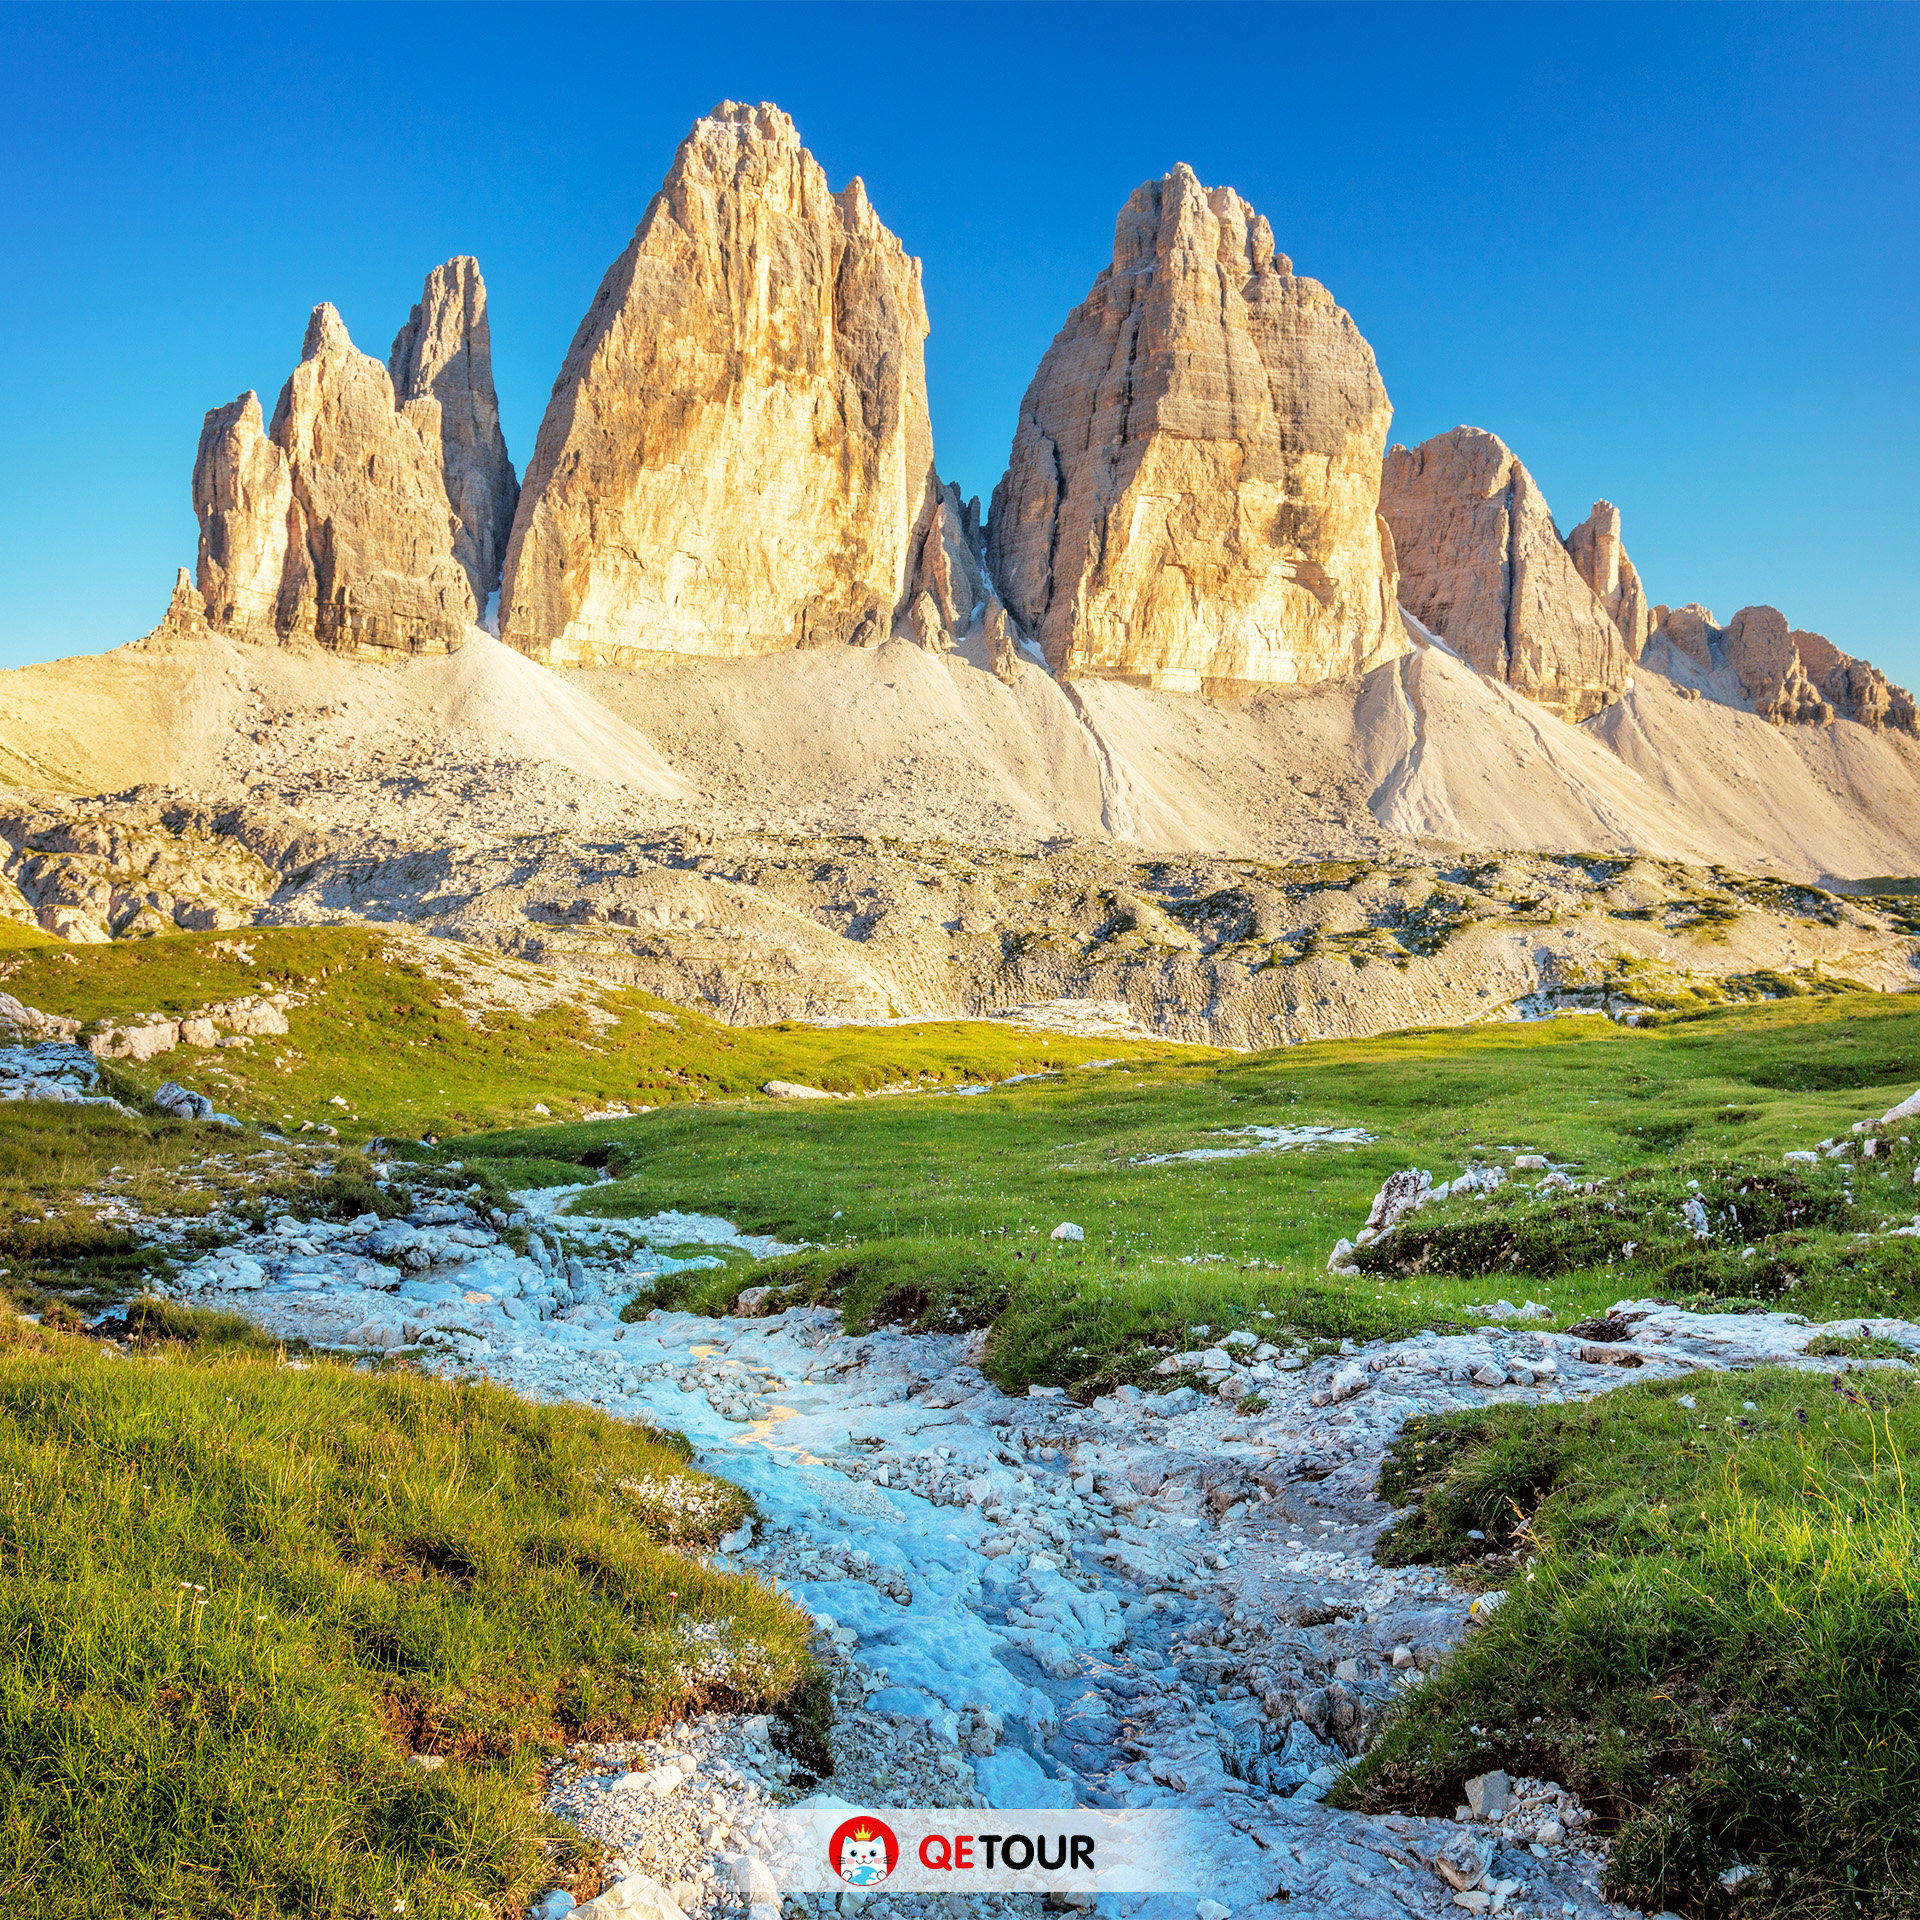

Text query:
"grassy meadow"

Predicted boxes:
[[0, 1316, 810, 1920], [1345, 1369, 1920, 1918], [437, 989, 1920, 1393], [5, 917, 1920, 1919], [0, 924, 1192, 1138]]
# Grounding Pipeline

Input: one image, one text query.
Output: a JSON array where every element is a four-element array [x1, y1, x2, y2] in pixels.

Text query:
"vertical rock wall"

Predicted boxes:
[[498, 103, 936, 667], [388, 256, 520, 608], [986, 165, 1404, 695], [1379, 427, 1637, 723]]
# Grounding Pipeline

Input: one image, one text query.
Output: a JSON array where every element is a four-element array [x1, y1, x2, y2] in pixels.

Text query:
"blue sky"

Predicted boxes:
[[1, 2, 1914, 683]]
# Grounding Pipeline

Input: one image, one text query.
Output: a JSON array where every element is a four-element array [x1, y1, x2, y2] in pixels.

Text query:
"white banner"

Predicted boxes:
[[755, 1809, 1205, 1893]]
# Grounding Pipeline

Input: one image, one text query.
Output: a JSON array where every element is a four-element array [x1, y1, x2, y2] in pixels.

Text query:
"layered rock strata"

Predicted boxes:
[[387, 256, 520, 607], [1564, 501, 1652, 658], [499, 102, 935, 667], [188, 268, 513, 657], [1654, 603, 1918, 732], [1379, 428, 1637, 723], [986, 165, 1404, 694]]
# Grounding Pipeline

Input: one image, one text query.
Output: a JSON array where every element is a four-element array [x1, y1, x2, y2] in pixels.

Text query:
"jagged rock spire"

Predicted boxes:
[[186, 263, 514, 657], [498, 102, 936, 666], [985, 163, 1404, 694]]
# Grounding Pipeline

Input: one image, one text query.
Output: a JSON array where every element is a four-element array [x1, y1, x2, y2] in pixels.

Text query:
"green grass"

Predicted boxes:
[[0, 1319, 811, 1919], [1343, 1371, 1920, 1919], [435, 991, 1920, 1394], [0, 925, 1194, 1138]]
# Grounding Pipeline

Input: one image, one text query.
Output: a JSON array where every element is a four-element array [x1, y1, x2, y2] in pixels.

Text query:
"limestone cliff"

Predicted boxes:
[[387, 256, 519, 605], [187, 266, 512, 657], [499, 102, 935, 667], [985, 165, 1404, 694], [1660, 603, 1918, 732], [1564, 501, 1652, 658], [1380, 427, 1635, 723]]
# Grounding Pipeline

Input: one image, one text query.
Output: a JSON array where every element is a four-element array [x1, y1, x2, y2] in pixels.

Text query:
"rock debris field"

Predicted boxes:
[[92, 1150, 1915, 1920]]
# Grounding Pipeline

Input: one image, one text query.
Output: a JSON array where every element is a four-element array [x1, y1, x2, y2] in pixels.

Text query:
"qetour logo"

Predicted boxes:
[[828, 1816, 899, 1887], [776, 1806, 1198, 1893]]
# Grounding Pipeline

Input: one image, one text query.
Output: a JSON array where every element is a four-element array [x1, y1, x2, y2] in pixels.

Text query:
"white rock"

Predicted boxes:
[[1465, 1770, 1512, 1819], [574, 1873, 688, 1920], [1329, 1364, 1369, 1403], [1050, 1222, 1085, 1242]]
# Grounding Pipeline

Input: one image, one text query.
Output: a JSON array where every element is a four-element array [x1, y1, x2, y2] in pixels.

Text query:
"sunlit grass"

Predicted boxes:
[[0, 1319, 811, 1918], [1347, 1371, 1920, 1917]]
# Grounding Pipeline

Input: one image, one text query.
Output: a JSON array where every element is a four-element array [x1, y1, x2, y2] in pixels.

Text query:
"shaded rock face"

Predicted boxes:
[[900, 479, 988, 654], [1564, 502, 1651, 659], [499, 102, 935, 668], [1656, 603, 1720, 673], [1691, 604, 1917, 732], [985, 165, 1404, 695], [1379, 427, 1635, 723], [387, 256, 519, 606], [189, 270, 513, 657]]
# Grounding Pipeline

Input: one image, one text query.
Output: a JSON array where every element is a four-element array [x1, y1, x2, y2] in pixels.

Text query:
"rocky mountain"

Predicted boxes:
[[1648, 601, 1917, 733], [1379, 427, 1639, 723], [986, 165, 1404, 695], [4, 100, 1915, 1048], [387, 256, 520, 609], [179, 272, 513, 658], [498, 102, 939, 667]]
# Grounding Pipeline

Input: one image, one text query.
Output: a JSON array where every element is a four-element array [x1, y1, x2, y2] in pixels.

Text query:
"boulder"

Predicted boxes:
[[499, 102, 936, 667], [189, 275, 512, 656], [1379, 426, 1635, 722], [153, 1081, 215, 1120], [986, 164, 1404, 694], [88, 1021, 178, 1063], [0, 994, 79, 1044]]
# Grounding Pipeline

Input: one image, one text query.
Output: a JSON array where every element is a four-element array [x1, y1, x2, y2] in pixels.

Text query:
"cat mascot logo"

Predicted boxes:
[[828, 1815, 899, 1887]]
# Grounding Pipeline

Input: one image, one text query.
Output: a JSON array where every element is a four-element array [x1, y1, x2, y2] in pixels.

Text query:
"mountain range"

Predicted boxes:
[[2, 100, 1915, 1045]]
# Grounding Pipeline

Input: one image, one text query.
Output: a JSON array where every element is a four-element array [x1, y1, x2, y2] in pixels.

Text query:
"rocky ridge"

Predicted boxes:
[[1379, 428, 1639, 723], [499, 103, 939, 668], [1650, 601, 1917, 733], [987, 165, 1405, 695], [129, 99, 1913, 768], [178, 274, 515, 657]]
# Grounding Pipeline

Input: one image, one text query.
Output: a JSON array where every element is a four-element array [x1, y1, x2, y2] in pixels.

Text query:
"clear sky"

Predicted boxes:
[[1, 1, 1914, 684]]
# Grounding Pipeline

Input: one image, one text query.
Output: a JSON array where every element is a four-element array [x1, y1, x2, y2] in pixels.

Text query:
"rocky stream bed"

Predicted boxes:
[[74, 1143, 1907, 1920]]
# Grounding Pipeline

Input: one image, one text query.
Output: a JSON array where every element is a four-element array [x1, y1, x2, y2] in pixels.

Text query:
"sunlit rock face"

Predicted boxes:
[[987, 165, 1404, 695], [189, 266, 513, 658], [1380, 426, 1635, 723], [499, 102, 937, 668]]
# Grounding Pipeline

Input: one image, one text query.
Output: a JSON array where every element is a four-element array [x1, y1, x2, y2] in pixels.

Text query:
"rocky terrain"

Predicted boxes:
[[53, 1130, 1913, 1920], [1, 95, 1913, 1054], [4, 783, 1916, 1047]]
